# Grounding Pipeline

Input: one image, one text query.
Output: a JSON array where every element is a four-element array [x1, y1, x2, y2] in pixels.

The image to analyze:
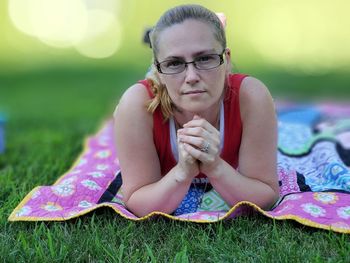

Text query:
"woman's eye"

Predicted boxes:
[[165, 60, 183, 68], [196, 55, 215, 63]]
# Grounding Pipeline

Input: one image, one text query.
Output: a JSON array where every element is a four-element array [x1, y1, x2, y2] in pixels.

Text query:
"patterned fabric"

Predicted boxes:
[[173, 185, 204, 216], [8, 102, 350, 234], [199, 189, 230, 212]]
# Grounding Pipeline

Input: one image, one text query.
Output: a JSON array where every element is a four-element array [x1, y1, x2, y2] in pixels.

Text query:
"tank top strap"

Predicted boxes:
[[230, 73, 248, 89], [138, 79, 154, 98]]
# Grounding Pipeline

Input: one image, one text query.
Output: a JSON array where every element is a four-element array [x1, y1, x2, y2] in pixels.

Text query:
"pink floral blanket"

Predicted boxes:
[[8, 102, 350, 234]]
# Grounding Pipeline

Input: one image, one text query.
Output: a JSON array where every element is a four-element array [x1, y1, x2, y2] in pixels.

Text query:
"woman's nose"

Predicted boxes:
[[184, 63, 200, 84]]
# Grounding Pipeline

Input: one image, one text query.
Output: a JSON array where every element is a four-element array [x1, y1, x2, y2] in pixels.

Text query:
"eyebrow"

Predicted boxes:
[[162, 49, 218, 61]]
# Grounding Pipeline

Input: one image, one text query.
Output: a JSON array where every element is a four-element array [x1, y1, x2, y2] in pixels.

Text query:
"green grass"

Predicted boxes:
[[1, 67, 350, 262]]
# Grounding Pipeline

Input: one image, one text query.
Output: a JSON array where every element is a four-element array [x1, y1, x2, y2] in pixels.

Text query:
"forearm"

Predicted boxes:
[[207, 159, 279, 210], [124, 166, 193, 217]]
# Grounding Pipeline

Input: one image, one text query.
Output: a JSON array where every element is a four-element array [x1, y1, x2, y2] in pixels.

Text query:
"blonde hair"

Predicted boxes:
[[146, 65, 174, 120], [146, 4, 227, 120]]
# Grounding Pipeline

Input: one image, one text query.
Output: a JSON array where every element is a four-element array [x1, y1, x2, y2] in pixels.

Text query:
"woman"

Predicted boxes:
[[114, 4, 279, 217]]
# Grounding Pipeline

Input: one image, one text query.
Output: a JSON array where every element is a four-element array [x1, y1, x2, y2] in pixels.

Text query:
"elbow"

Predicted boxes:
[[262, 177, 280, 210], [263, 187, 280, 210], [124, 203, 148, 218], [123, 191, 164, 218], [122, 190, 146, 217], [123, 196, 149, 218]]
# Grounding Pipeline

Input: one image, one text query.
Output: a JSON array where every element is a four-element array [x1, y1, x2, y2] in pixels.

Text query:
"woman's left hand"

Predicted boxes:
[[177, 115, 221, 175]]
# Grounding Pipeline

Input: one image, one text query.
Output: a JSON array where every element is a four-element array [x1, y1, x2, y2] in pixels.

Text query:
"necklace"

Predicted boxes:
[[192, 177, 210, 210]]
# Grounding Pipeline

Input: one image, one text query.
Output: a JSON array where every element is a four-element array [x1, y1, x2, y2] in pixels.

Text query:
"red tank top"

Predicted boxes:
[[139, 73, 247, 177]]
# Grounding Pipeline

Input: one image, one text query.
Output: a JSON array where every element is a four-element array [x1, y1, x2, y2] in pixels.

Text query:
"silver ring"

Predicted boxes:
[[200, 141, 210, 153]]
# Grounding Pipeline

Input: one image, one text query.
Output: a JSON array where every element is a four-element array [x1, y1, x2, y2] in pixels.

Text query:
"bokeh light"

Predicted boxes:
[[75, 9, 122, 59], [8, 0, 122, 57], [8, 0, 36, 36], [247, 0, 350, 73], [30, 0, 87, 48], [3, 0, 350, 72]]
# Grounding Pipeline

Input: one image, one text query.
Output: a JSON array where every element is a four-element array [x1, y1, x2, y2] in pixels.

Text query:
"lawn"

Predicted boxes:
[[1, 67, 350, 262]]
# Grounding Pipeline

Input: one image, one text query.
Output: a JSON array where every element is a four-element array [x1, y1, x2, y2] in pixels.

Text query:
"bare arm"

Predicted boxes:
[[178, 77, 279, 209], [114, 84, 199, 217]]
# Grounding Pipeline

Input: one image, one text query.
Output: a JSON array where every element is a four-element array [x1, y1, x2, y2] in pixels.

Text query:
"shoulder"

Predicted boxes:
[[114, 82, 150, 111], [113, 82, 151, 120], [113, 82, 154, 137], [239, 76, 275, 120]]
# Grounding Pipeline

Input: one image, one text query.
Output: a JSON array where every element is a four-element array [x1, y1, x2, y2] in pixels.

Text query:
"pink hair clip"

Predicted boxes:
[[216, 13, 227, 28]]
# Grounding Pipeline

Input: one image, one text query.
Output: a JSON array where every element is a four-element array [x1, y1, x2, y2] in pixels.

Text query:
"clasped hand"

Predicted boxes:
[[177, 115, 221, 180]]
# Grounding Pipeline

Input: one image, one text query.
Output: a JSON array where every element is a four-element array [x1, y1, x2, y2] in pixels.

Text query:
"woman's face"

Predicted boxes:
[[156, 19, 231, 114]]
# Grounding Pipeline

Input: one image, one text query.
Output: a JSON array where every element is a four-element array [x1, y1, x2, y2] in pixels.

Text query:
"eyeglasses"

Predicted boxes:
[[155, 49, 226, 75]]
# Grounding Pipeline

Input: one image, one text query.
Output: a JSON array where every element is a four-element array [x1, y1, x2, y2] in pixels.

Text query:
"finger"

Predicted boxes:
[[178, 140, 197, 162], [183, 119, 218, 135], [179, 143, 197, 164], [183, 143, 212, 163], [178, 128, 220, 149], [193, 114, 201, 120], [178, 134, 208, 150], [183, 118, 208, 128], [178, 126, 207, 138]]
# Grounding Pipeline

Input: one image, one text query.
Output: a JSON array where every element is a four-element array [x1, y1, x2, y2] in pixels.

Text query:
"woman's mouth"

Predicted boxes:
[[182, 90, 206, 95]]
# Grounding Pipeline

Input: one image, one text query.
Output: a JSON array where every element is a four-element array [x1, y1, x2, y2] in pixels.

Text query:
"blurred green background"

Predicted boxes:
[[1, 3, 350, 257], [1, 0, 350, 125], [2, 0, 350, 72]]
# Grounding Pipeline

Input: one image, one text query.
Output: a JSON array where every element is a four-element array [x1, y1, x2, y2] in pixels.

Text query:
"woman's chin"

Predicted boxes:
[[176, 103, 214, 115]]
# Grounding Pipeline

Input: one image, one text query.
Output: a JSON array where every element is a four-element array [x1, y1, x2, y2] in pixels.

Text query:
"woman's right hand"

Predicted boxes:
[[175, 131, 199, 182]]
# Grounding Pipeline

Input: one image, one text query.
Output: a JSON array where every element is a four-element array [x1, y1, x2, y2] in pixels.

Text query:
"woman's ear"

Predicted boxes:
[[225, 48, 232, 73]]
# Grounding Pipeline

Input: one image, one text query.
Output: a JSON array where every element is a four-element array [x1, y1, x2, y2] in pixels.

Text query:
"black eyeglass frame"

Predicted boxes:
[[154, 49, 226, 75]]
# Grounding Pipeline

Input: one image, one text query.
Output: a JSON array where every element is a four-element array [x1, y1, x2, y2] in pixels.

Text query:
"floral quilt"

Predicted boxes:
[[9, 102, 350, 234]]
